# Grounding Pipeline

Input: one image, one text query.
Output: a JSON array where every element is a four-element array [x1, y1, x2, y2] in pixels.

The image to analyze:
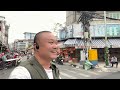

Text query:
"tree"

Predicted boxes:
[[27, 44, 33, 50], [53, 23, 63, 38]]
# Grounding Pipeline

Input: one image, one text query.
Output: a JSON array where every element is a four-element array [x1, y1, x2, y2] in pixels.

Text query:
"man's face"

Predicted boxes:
[[37, 32, 59, 60]]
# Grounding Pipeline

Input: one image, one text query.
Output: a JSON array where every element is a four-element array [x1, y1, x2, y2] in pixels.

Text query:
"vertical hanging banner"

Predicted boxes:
[[88, 49, 98, 61]]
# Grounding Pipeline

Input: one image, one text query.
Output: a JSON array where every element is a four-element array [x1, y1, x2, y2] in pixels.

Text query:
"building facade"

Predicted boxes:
[[14, 39, 33, 54], [23, 32, 36, 54], [13, 32, 36, 54], [59, 11, 120, 62], [0, 16, 10, 53], [23, 32, 36, 40]]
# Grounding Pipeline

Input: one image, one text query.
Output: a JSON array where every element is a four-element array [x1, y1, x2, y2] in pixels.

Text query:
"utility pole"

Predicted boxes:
[[104, 11, 110, 67], [77, 11, 94, 60], [104, 11, 107, 46]]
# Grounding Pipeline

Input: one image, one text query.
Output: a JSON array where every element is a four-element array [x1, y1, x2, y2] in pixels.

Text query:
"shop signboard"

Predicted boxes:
[[66, 25, 73, 38], [73, 24, 84, 38], [59, 29, 66, 39], [90, 24, 120, 37]]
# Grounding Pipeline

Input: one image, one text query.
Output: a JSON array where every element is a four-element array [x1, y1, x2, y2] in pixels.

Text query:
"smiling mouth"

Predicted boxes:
[[51, 51, 57, 54]]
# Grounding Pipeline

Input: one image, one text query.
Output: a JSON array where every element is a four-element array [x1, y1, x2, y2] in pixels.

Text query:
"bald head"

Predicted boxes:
[[34, 31, 52, 44], [34, 31, 59, 60]]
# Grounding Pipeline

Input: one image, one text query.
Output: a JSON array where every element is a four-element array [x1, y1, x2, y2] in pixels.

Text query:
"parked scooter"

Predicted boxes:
[[57, 56, 64, 65]]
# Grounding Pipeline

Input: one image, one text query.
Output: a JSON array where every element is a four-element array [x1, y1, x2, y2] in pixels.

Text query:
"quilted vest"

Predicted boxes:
[[20, 56, 60, 79]]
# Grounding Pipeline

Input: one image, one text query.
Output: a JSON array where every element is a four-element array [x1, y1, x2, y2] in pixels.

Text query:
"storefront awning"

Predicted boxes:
[[108, 39, 120, 48], [91, 39, 106, 48], [76, 39, 110, 49], [64, 39, 78, 47], [75, 39, 85, 49], [58, 41, 65, 48], [64, 39, 85, 48], [63, 38, 120, 48], [77, 39, 84, 46]]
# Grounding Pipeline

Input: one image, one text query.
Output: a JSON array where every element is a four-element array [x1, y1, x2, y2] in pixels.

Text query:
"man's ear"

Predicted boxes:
[[34, 43, 39, 50], [34, 43, 37, 50]]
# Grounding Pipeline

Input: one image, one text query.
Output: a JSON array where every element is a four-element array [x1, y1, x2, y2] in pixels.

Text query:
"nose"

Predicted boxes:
[[53, 44, 59, 49]]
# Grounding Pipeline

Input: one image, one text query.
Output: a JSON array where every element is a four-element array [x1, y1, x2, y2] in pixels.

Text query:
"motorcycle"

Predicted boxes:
[[57, 59, 64, 65]]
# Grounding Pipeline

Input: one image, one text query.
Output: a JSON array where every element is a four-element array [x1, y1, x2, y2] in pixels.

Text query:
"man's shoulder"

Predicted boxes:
[[20, 60, 29, 66], [9, 66, 31, 79], [20, 56, 35, 66]]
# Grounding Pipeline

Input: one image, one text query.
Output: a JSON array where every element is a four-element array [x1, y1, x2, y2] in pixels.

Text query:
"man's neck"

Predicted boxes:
[[34, 54, 51, 70]]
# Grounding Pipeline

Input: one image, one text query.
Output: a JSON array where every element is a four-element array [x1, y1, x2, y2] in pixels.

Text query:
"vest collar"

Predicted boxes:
[[28, 56, 49, 79], [28, 56, 58, 79]]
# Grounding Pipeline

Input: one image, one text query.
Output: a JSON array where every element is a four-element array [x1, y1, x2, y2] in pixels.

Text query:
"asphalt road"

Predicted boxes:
[[0, 56, 120, 79], [56, 64, 115, 79], [0, 56, 27, 79], [100, 71, 120, 79]]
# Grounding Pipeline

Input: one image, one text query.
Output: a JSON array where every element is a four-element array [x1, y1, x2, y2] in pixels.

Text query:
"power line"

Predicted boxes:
[[77, 11, 120, 23]]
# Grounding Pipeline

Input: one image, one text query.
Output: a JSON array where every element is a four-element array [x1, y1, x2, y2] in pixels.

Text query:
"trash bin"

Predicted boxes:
[[84, 60, 93, 70]]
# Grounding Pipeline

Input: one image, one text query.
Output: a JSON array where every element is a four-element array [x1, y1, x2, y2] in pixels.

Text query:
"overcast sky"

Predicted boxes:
[[0, 11, 66, 43]]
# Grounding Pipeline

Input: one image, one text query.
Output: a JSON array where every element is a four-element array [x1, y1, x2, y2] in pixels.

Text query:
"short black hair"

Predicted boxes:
[[34, 31, 52, 44]]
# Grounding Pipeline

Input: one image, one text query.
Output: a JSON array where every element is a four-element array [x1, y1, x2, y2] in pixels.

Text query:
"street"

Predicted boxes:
[[100, 71, 120, 79], [0, 56, 120, 79], [57, 63, 120, 79], [0, 56, 27, 79]]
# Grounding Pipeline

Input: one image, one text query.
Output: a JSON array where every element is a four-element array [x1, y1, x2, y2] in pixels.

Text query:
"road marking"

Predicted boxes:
[[72, 68, 99, 75], [78, 73, 90, 77], [60, 72, 77, 79], [87, 71, 99, 75], [64, 69, 76, 73], [64, 69, 90, 77]]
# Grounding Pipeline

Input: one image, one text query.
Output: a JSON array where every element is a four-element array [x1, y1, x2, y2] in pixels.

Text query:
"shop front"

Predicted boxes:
[[63, 38, 120, 62], [63, 39, 82, 62]]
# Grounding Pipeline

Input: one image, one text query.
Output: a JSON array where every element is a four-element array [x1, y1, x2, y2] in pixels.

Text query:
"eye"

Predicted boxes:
[[49, 41, 54, 44]]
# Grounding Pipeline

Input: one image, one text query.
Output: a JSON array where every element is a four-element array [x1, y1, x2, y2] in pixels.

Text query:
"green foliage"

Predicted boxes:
[[104, 46, 109, 66]]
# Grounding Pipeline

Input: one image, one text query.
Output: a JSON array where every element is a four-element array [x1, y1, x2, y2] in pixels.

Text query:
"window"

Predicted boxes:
[[113, 13, 116, 19], [31, 34, 36, 39], [117, 13, 120, 19], [109, 13, 120, 19], [25, 33, 30, 39]]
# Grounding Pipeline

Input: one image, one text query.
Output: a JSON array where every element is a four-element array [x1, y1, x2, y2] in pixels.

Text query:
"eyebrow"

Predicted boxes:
[[47, 39, 57, 41], [47, 39, 58, 43]]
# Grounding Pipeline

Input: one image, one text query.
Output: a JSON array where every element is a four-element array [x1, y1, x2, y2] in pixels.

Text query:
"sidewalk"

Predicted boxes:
[[63, 61, 120, 72]]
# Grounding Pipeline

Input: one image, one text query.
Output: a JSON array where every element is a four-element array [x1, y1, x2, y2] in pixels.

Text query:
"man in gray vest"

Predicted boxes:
[[9, 31, 60, 79]]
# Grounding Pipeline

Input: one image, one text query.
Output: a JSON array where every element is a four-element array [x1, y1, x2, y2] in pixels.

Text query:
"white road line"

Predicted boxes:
[[87, 71, 99, 75], [64, 69, 76, 73], [78, 73, 90, 77], [64, 69, 90, 77], [60, 72, 77, 79], [72, 68, 99, 75]]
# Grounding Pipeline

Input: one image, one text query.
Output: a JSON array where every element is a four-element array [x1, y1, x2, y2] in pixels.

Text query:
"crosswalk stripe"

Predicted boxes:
[[86, 71, 99, 75], [72, 68, 99, 75], [64, 69, 76, 73], [78, 73, 90, 77], [64, 69, 90, 77], [60, 72, 77, 79]]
